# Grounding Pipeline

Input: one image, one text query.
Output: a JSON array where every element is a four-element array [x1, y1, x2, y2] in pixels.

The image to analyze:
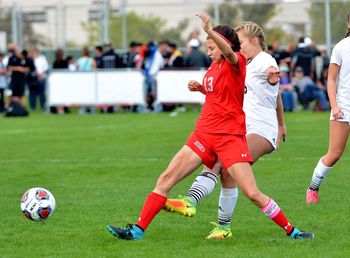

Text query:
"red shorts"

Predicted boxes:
[[186, 130, 252, 170]]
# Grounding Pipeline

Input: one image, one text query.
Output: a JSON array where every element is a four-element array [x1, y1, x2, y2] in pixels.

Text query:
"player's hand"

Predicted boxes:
[[188, 80, 204, 93], [266, 66, 280, 86], [331, 105, 343, 120], [196, 13, 210, 32], [276, 124, 287, 149]]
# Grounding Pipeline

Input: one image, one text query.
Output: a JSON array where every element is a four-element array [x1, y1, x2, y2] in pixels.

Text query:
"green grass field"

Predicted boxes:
[[0, 111, 349, 258]]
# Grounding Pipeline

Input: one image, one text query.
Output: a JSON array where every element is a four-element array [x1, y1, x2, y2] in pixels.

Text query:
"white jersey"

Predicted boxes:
[[243, 51, 279, 146], [330, 37, 350, 116]]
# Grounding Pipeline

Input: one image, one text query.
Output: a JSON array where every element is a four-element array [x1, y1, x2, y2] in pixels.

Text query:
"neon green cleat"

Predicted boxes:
[[206, 222, 232, 239], [163, 195, 196, 217]]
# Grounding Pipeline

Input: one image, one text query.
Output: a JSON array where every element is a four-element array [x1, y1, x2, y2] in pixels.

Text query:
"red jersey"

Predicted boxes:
[[195, 52, 247, 135]]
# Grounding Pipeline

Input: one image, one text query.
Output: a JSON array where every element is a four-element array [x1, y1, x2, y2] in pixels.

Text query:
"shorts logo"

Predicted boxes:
[[241, 153, 247, 158], [194, 141, 206, 152]]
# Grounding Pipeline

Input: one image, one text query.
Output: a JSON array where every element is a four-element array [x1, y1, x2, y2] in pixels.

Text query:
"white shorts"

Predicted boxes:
[[246, 123, 278, 150], [330, 107, 350, 124]]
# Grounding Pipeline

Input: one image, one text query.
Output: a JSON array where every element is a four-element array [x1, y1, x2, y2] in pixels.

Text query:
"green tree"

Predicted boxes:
[[82, 11, 188, 49], [309, 2, 349, 45], [207, 0, 276, 27]]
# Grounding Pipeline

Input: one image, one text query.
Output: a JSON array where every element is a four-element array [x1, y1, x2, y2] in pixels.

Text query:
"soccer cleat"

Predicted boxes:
[[206, 222, 232, 239], [306, 189, 320, 204], [163, 195, 196, 217], [106, 224, 144, 240], [288, 227, 315, 240]]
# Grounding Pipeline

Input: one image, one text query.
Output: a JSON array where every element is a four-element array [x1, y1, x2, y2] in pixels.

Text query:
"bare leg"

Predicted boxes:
[[154, 145, 203, 196], [307, 121, 350, 195], [322, 121, 350, 166]]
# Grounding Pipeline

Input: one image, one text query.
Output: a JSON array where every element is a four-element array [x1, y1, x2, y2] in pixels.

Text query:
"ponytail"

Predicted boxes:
[[347, 9, 350, 37]]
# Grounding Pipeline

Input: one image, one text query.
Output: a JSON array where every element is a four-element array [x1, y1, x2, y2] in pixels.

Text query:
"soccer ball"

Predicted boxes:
[[20, 187, 56, 221]]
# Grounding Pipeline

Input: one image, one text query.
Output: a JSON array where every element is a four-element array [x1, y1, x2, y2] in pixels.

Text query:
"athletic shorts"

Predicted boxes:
[[330, 108, 350, 125], [185, 130, 253, 170], [11, 82, 25, 97], [246, 123, 278, 150]]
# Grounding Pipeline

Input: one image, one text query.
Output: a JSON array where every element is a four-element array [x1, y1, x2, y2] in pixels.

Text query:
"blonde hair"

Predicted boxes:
[[235, 21, 266, 51], [346, 9, 350, 37]]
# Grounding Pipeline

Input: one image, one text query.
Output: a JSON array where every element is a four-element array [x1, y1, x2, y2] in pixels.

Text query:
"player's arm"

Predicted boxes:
[[266, 66, 280, 86], [276, 92, 286, 149], [327, 63, 341, 119], [196, 13, 238, 65]]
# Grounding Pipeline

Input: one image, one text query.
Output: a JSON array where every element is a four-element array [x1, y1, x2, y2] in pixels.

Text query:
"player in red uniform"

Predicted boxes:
[[106, 13, 314, 240]]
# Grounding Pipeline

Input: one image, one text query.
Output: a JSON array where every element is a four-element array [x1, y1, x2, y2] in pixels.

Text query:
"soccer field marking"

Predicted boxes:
[[0, 157, 164, 164]]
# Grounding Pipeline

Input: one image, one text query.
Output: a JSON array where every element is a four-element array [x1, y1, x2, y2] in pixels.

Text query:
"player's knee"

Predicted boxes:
[[245, 191, 262, 204]]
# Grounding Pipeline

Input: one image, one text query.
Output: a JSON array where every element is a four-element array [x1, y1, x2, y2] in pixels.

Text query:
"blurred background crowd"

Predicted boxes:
[[0, 0, 348, 116]]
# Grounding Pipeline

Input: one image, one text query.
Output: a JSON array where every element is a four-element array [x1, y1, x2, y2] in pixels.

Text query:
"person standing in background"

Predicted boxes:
[[0, 53, 7, 112], [7, 44, 29, 107], [31, 47, 49, 111]]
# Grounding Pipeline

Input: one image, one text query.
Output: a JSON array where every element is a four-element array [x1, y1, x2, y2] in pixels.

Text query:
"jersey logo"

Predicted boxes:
[[241, 153, 247, 158], [194, 141, 206, 152]]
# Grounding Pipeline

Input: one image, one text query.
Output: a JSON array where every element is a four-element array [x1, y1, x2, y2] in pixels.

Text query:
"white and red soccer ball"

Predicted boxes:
[[21, 187, 56, 221]]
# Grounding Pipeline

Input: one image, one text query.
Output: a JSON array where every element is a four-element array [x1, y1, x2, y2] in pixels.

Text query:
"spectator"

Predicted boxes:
[[279, 65, 296, 112], [0, 52, 7, 112], [67, 56, 77, 71], [291, 37, 317, 79], [184, 39, 210, 68], [22, 49, 39, 112], [123, 41, 142, 68], [31, 47, 49, 111], [53, 48, 68, 69], [94, 45, 103, 69], [76, 47, 96, 114], [77, 47, 96, 71], [168, 41, 184, 68], [101, 43, 123, 69], [293, 66, 329, 111], [143, 41, 164, 112], [7, 44, 29, 108], [51, 48, 69, 114]]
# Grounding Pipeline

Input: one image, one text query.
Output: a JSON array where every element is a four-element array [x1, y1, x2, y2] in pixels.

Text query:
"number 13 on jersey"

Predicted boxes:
[[203, 76, 214, 92]]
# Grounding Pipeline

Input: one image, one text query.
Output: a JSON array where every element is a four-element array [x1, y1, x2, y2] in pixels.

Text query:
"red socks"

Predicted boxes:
[[261, 198, 294, 234], [136, 192, 167, 231]]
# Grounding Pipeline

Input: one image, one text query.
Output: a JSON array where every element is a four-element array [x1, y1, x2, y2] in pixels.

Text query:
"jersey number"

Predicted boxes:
[[203, 76, 214, 92]]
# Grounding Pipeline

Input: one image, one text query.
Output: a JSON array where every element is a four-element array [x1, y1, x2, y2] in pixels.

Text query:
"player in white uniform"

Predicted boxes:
[[163, 21, 287, 239], [306, 11, 350, 204]]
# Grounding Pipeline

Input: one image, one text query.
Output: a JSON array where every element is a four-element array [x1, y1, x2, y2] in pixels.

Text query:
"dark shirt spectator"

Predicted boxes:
[[184, 39, 210, 68], [123, 41, 142, 68], [168, 41, 184, 68], [53, 48, 68, 69], [101, 44, 123, 69], [94, 45, 103, 69]]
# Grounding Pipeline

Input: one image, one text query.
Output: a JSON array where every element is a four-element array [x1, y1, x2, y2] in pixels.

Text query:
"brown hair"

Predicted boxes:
[[235, 21, 266, 51], [211, 25, 241, 52]]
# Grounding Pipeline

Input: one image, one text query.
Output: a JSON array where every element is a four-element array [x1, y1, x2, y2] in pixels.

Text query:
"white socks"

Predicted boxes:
[[309, 158, 333, 191], [218, 187, 238, 227]]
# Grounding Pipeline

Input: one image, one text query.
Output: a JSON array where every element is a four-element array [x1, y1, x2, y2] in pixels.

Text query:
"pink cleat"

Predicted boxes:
[[306, 189, 320, 204]]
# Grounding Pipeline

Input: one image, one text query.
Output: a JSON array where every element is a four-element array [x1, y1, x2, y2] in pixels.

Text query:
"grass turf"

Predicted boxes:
[[0, 111, 349, 258]]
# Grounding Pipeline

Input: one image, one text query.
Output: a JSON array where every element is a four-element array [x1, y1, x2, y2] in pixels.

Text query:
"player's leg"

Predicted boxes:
[[246, 133, 274, 162], [206, 170, 236, 239], [163, 161, 221, 217], [306, 120, 350, 204], [107, 145, 203, 240], [207, 133, 274, 239], [227, 162, 314, 239]]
